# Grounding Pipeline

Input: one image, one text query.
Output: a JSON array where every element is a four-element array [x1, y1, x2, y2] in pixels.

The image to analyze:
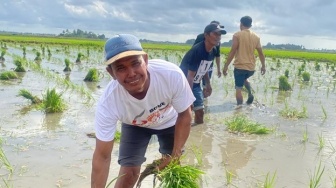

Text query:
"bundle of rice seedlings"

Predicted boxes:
[[42, 88, 66, 113], [18, 89, 42, 104], [0, 71, 18, 80], [14, 59, 26, 72], [279, 75, 291, 91], [84, 68, 99, 82], [157, 160, 204, 188], [63, 58, 71, 72]]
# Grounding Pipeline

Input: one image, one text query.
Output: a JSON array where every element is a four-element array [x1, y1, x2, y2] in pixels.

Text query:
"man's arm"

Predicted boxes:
[[172, 107, 192, 157], [223, 35, 239, 76], [91, 139, 114, 188], [256, 47, 266, 75], [158, 107, 192, 170], [186, 70, 196, 89]]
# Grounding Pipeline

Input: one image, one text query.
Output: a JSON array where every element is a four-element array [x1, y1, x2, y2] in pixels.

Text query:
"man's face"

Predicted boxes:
[[107, 54, 149, 96], [206, 31, 222, 46]]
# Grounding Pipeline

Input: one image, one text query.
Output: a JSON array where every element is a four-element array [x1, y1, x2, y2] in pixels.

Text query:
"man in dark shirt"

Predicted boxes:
[[180, 23, 226, 124], [193, 21, 226, 91]]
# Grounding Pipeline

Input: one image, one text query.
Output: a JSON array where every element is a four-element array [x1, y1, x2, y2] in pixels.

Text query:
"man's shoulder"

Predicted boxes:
[[193, 33, 204, 45], [148, 59, 181, 73]]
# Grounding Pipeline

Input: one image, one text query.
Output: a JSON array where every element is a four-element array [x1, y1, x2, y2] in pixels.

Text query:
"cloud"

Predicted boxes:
[[0, 0, 335, 49]]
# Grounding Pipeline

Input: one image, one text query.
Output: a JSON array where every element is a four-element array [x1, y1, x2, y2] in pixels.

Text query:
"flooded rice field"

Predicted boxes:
[[0, 43, 336, 187]]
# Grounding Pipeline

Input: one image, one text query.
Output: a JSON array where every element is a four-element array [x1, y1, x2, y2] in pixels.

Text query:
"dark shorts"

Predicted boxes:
[[234, 68, 255, 88], [118, 123, 175, 166]]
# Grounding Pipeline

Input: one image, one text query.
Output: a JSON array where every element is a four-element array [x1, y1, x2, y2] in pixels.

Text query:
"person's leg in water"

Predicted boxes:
[[192, 85, 204, 124], [234, 69, 245, 106], [244, 79, 254, 104], [244, 70, 255, 104]]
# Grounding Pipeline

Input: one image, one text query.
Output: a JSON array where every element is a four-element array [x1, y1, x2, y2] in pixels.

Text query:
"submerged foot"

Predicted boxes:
[[246, 95, 254, 105]]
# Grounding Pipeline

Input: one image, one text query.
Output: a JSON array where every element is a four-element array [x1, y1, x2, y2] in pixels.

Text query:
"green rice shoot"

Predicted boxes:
[[0, 71, 18, 80], [18, 89, 42, 104], [225, 114, 272, 134], [42, 88, 66, 113], [157, 159, 204, 188]]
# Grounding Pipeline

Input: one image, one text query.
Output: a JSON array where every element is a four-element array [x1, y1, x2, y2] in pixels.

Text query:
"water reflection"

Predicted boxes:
[[222, 137, 255, 175], [42, 112, 63, 130], [85, 81, 98, 92], [276, 91, 292, 104]]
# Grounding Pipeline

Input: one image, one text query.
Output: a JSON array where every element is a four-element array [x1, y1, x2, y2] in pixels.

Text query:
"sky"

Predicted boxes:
[[1, 0, 336, 50]]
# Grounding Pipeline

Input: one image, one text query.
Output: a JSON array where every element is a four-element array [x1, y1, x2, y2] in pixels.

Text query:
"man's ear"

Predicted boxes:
[[142, 54, 148, 65], [106, 66, 116, 80]]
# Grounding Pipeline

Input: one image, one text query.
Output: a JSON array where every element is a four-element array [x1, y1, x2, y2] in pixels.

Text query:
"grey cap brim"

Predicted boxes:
[[105, 50, 147, 65]]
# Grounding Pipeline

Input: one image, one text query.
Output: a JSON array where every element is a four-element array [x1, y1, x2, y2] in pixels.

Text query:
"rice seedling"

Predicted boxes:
[[302, 126, 308, 143], [0, 49, 6, 62], [321, 105, 327, 120], [262, 171, 277, 188], [157, 159, 205, 188], [14, 59, 26, 72], [278, 75, 291, 91], [317, 133, 325, 150], [63, 58, 71, 72], [2, 179, 13, 188], [284, 69, 289, 78], [225, 114, 272, 134], [42, 88, 66, 113], [330, 162, 336, 188], [189, 145, 203, 166], [18, 89, 42, 104], [84, 68, 99, 82], [308, 161, 324, 188], [22, 46, 26, 57], [0, 71, 18, 80], [106, 174, 125, 188], [75, 52, 84, 63], [0, 141, 13, 174], [225, 169, 235, 186], [34, 51, 42, 62], [302, 71, 311, 81], [314, 62, 321, 71], [279, 102, 307, 119]]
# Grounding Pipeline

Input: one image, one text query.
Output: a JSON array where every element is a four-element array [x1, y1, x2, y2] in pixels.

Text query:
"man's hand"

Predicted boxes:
[[217, 69, 222, 78], [203, 84, 212, 98], [222, 66, 228, 76], [157, 154, 180, 171]]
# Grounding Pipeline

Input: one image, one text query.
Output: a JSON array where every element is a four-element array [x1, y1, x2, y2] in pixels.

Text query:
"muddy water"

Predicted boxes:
[[1, 46, 336, 187]]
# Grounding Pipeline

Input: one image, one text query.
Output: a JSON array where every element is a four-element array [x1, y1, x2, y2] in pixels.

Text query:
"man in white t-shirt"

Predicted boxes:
[[91, 34, 195, 188]]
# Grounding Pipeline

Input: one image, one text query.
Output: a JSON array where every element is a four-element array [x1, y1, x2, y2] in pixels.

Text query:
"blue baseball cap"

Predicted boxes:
[[104, 34, 146, 65]]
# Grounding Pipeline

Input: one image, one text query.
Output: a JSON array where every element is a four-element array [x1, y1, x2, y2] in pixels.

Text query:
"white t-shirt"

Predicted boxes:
[[94, 59, 196, 142]]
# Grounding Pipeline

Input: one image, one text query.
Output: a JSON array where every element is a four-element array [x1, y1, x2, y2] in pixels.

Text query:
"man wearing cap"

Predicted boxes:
[[91, 34, 195, 188], [180, 23, 226, 124], [222, 16, 266, 107], [193, 20, 226, 89]]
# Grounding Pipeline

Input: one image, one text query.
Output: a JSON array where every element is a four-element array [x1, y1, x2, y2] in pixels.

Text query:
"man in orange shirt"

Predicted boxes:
[[222, 16, 266, 107]]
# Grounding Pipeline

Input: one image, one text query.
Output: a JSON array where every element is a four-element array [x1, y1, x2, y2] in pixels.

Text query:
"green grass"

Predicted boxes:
[[1, 34, 336, 62], [225, 115, 272, 134]]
